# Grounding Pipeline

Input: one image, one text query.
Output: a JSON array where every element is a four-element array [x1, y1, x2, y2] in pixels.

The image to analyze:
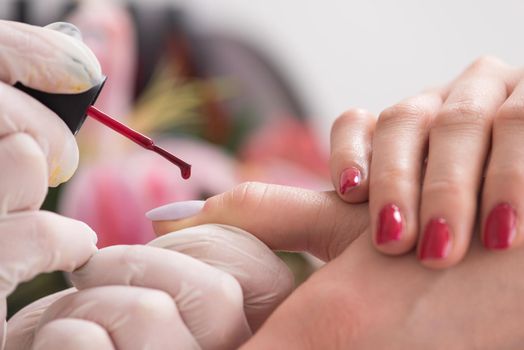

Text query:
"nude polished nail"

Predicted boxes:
[[419, 218, 451, 260], [146, 200, 205, 221], [376, 204, 403, 244], [339, 167, 361, 195], [483, 203, 517, 250]]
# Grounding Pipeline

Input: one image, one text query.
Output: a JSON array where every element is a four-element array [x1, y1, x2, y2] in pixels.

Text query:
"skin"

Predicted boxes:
[[154, 184, 524, 349], [329, 57, 524, 268]]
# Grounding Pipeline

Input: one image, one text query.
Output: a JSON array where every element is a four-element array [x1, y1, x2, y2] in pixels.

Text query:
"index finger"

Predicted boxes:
[[0, 82, 79, 187], [147, 183, 370, 261], [0, 20, 102, 93]]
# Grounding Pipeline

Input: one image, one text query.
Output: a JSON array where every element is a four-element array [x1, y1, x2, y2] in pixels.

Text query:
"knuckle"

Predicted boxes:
[[370, 166, 411, 189], [332, 108, 371, 131], [468, 55, 505, 72], [422, 178, 468, 198], [378, 102, 430, 131], [211, 181, 268, 213], [495, 102, 524, 126], [434, 101, 488, 132]]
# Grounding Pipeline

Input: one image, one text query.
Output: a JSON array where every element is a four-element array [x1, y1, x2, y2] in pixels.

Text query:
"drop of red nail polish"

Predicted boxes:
[[87, 106, 191, 179]]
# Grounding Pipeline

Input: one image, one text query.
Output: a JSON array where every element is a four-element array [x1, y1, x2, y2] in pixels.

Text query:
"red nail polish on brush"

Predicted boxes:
[[419, 218, 451, 260], [13, 77, 191, 180], [483, 203, 516, 250], [377, 204, 403, 244]]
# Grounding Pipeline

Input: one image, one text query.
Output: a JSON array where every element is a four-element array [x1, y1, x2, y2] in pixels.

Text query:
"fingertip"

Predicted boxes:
[[372, 203, 416, 256], [482, 202, 517, 251], [416, 218, 466, 269], [48, 131, 79, 187], [337, 166, 369, 203]]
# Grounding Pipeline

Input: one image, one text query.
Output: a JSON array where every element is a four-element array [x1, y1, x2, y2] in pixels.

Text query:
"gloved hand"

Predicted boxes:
[[7, 224, 293, 350], [0, 20, 100, 349], [1, 20, 292, 350]]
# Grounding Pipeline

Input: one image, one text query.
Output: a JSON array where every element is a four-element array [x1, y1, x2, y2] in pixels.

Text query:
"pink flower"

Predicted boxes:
[[239, 117, 330, 190], [60, 138, 238, 247]]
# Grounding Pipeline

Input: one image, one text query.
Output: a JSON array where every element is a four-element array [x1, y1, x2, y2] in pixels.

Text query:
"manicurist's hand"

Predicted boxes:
[[8, 226, 293, 350], [0, 20, 102, 349], [330, 57, 524, 268], [150, 182, 524, 349]]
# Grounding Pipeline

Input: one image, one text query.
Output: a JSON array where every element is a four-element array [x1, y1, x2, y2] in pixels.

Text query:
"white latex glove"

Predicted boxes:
[[7, 225, 292, 350], [0, 20, 101, 349]]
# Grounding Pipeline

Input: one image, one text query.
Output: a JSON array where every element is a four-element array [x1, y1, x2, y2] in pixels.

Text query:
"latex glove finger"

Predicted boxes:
[[0, 211, 97, 300], [0, 81, 78, 188], [148, 224, 294, 331], [38, 286, 199, 350], [33, 319, 114, 350], [0, 20, 104, 187], [0, 20, 102, 93], [6, 288, 76, 349], [0, 133, 47, 213], [71, 245, 251, 350]]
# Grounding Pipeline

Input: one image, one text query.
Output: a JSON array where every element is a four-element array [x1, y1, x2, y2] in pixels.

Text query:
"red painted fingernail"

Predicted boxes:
[[483, 203, 517, 250], [376, 204, 403, 244], [419, 218, 451, 260], [339, 167, 361, 195]]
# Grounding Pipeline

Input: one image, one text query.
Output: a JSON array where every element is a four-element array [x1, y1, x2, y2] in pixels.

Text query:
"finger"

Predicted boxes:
[[38, 286, 199, 350], [370, 93, 442, 254], [147, 183, 369, 261], [33, 319, 114, 350], [418, 57, 512, 268], [330, 108, 375, 203], [0, 20, 102, 93], [148, 224, 294, 331], [0, 82, 79, 187], [71, 245, 251, 350], [0, 211, 97, 297], [481, 76, 524, 250], [6, 289, 76, 350], [0, 133, 47, 213]]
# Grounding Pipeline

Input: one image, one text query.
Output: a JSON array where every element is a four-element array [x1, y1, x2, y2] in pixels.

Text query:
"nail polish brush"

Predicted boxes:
[[13, 77, 191, 180]]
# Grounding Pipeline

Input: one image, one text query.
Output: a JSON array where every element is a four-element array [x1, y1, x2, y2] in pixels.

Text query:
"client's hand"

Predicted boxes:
[[329, 56, 524, 268], [150, 184, 524, 349]]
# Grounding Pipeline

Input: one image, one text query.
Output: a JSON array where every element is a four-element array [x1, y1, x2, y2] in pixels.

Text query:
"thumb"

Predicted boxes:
[[0, 20, 102, 93], [147, 182, 369, 261]]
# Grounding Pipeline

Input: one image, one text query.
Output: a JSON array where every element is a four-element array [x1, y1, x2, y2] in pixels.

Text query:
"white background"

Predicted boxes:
[[184, 0, 524, 143], [5, 0, 524, 143]]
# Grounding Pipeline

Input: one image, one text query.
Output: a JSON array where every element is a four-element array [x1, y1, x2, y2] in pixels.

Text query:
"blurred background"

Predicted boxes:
[[3, 0, 524, 316]]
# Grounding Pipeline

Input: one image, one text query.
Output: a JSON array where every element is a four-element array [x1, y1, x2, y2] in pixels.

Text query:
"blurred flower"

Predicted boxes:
[[60, 138, 238, 247], [239, 117, 330, 190]]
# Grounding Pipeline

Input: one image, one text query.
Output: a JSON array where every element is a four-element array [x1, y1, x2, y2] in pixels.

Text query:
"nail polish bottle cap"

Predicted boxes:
[[13, 77, 106, 135]]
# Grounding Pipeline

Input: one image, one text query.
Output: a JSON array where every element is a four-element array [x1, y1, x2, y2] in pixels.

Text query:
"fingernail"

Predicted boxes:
[[339, 167, 361, 195], [146, 200, 205, 221], [376, 204, 403, 244], [419, 218, 451, 260], [483, 203, 517, 250]]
